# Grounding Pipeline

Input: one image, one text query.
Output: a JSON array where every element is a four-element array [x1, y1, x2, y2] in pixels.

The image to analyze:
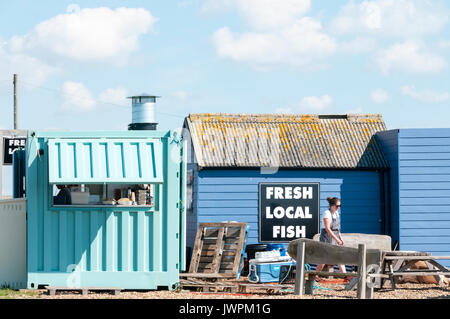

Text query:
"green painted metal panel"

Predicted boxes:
[[48, 138, 163, 184], [26, 131, 184, 290]]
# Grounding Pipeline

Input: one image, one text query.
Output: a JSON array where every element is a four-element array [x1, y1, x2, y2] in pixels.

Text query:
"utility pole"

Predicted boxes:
[[13, 74, 18, 129]]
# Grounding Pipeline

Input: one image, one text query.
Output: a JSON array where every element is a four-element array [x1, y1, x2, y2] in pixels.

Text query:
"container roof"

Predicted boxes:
[[185, 113, 389, 169]]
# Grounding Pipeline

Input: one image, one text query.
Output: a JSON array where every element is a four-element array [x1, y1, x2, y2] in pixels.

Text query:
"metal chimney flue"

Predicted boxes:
[[127, 94, 160, 130]]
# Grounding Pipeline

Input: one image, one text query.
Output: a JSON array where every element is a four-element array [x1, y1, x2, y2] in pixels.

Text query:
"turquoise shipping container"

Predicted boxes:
[[25, 130, 186, 290]]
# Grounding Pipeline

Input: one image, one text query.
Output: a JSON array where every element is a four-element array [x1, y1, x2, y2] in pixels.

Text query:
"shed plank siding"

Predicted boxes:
[[185, 163, 198, 251], [398, 129, 450, 267], [191, 169, 382, 247]]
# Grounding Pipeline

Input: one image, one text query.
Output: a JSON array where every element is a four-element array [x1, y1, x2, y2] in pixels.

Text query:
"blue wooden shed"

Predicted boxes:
[[377, 128, 450, 267], [25, 130, 186, 290], [183, 113, 391, 256]]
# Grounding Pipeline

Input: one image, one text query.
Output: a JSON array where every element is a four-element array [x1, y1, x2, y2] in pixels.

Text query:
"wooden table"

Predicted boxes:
[[379, 251, 450, 290]]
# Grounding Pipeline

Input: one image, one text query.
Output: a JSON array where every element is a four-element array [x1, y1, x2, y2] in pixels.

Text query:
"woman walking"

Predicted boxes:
[[315, 197, 348, 282]]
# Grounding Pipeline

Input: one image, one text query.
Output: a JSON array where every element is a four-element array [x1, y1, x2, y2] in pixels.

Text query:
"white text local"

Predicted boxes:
[[266, 186, 313, 200], [273, 225, 306, 239], [266, 206, 312, 219]]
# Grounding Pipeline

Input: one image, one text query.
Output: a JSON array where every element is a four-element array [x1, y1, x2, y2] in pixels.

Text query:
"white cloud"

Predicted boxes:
[[61, 81, 97, 111], [174, 91, 189, 101], [331, 0, 449, 38], [212, 18, 336, 67], [339, 37, 377, 54], [0, 37, 59, 86], [61, 83, 132, 112], [375, 42, 447, 74], [275, 94, 333, 114], [209, 0, 336, 68], [299, 95, 332, 111], [401, 85, 450, 103], [98, 87, 129, 107], [439, 41, 450, 49], [11, 7, 157, 63], [371, 89, 390, 103], [275, 107, 293, 114], [203, 0, 311, 30], [346, 107, 363, 114]]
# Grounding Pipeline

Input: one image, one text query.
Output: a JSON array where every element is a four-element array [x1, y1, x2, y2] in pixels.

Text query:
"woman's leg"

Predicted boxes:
[[338, 264, 347, 273], [315, 264, 325, 281]]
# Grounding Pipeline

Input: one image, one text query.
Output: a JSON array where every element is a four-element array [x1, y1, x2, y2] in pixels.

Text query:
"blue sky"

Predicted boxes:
[[0, 0, 450, 136], [1, 0, 450, 135]]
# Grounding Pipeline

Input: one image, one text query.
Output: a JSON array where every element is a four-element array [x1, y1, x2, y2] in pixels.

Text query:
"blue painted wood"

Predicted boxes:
[[377, 130, 400, 246], [396, 129, 450, 264], [191, 169, 382, 247], [400, 152, 450, 160]]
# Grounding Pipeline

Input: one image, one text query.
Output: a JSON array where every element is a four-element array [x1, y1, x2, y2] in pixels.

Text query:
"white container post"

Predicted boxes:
[[0, 199, 27, 289]]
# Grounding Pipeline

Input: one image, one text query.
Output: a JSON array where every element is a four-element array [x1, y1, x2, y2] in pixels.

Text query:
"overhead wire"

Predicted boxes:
[[19, 80, 186, 119]]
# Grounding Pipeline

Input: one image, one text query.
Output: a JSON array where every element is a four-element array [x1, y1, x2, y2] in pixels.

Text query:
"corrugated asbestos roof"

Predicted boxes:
[[185, 113, 389, 169]]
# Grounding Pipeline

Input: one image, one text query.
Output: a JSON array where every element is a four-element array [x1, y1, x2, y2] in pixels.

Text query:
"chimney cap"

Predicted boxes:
[[127, 93, 161, 99]]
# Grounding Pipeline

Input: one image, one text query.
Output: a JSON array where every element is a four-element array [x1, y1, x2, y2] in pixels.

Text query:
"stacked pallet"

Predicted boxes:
[[180, 222, 248, 291]]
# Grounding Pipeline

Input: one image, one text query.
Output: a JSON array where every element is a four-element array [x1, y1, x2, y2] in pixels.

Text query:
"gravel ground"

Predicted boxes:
[[1, 283, 448, 299]]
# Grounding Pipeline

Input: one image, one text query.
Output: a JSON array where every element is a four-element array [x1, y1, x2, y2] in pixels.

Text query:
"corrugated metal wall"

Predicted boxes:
[[189, 169, 383, 249], [397, 129, 450, 267], [26, 131, 183, 290]]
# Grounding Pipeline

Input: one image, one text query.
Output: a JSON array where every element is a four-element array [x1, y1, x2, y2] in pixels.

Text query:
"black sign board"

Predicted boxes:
[[3, 137, 26, 165], [259, 182, 320, 243]]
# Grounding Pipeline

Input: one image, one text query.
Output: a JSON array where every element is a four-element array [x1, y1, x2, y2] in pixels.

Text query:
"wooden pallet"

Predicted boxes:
[[45, 286, 122, 296], [180, 278, 238, 293], [182, 222, 248, 279]]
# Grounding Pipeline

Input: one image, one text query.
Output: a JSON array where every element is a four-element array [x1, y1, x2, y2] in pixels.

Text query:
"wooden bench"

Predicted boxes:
[[288, 239, 384, 299]]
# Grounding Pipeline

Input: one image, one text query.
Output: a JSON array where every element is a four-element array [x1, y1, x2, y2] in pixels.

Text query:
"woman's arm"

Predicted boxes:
[[338, 232, 344, 246], [323, 218, 343, 245]]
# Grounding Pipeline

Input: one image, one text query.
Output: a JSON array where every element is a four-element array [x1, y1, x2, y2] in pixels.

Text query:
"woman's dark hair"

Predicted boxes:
[[327, 197, 340, 207]]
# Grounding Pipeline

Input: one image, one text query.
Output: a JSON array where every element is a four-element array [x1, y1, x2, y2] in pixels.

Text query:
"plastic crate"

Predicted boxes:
[[248, 260, 296, 283]]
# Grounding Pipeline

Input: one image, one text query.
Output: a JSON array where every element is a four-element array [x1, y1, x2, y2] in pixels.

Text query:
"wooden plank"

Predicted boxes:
[[203, 237, 242, 245], [357, 244, 367, 299], [189, 225, 205, 273], [294, 241, 305, 296], [199, 256, 214, 263], [219, 263, 235, 271], [307, 271, 358, 278], [222, 244, 240, 250], [224, 228, 242, 238], [383, 256, 450, 260], [203, 227, 242, 239], [425, 262, 446, 286], [392, 271, 450, 276], [211, 227, 225, 273], [305, 278, 314, 295], [180, 273, 236, 279], [231, 225, 246, 276], [397, 260, 420, 272], [203, 228, 220, 238], [428, 260, 450, 272], [288, 239, 383, 266], [198, 222, 247, 228]]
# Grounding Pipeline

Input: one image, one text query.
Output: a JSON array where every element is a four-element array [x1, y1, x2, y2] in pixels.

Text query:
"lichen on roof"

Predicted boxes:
[[185, 113, 388, 169]]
